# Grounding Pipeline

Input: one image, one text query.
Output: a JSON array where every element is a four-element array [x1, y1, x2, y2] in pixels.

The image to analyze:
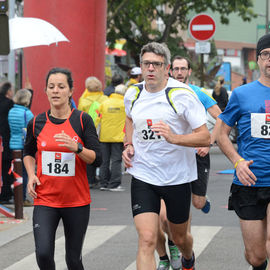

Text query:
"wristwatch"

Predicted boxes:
[[75, 142, 83, 154]]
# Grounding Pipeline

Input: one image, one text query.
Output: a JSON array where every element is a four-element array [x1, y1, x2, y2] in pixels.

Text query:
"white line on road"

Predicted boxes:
[[125, 225, 222, 270], [4, 225, 126, 270], [4, 225, 222, 270]]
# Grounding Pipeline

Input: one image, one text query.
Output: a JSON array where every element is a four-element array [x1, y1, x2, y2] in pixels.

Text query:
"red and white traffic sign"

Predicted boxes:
[[188, 14, 216, 41]]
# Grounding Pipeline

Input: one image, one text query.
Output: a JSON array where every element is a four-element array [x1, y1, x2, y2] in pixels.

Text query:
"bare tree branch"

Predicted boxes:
[[160, 0, 182, 42], [107, 0, 130, 24]]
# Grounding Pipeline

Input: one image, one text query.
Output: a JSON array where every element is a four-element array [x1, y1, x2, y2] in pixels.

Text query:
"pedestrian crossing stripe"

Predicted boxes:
[[125, 226, 222, 270], [3, 225, 221, 270]]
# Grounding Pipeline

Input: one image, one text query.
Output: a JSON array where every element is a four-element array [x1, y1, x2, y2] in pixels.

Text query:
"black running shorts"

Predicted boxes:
[[228, 183, 270, 220], [191, 153, 210, 196], [131, 177, 191, 224]]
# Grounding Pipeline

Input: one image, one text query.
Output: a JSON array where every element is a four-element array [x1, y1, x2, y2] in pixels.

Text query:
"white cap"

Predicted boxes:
[[115, 84, 127, 95], [130, 67, 142, 75]]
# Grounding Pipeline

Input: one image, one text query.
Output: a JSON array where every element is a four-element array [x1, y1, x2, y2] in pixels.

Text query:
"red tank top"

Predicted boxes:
[[34, 111, 91, 207]]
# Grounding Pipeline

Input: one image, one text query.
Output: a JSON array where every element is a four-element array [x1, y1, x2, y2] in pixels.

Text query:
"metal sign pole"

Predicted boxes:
[[200, 54, 204, 87]]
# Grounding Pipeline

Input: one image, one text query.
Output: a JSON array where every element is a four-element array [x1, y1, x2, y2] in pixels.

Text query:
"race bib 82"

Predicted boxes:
[[251, 113, 270, 138]]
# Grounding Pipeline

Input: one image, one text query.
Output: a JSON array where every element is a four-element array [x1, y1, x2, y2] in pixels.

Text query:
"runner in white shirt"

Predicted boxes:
[[122, 42, 210, 270]]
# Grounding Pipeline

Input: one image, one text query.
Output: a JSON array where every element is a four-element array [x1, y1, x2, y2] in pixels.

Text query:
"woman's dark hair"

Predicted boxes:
[[45, 67, 73, 89], [0, 81, 12, 96], [111, 74, 124, 87]]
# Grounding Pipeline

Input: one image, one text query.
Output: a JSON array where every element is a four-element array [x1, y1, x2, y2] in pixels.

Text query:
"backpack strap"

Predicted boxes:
[[165, 87, 196, 114], [129, 84, 195, 114], [33, 112, 47, 139], [69, 109, 84, 139], [32, 116, 36, 138], [130, 84, 144, 112], [80, 111, 84, 131]]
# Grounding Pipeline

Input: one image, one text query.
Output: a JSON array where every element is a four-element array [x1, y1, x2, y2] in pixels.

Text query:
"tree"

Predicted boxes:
[[107, 0, 256, 84]]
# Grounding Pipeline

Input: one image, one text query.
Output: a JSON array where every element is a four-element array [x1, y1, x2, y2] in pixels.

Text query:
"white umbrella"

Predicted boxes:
[[9, 17, 69, 50]]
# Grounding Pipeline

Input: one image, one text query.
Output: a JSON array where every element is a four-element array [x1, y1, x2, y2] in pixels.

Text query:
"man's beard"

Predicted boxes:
[[263, 68, 270, 79], [176, 75, 188, 83]]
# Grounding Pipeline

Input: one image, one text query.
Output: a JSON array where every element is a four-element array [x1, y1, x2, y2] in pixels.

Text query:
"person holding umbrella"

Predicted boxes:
[[23, 67, 102, 270]]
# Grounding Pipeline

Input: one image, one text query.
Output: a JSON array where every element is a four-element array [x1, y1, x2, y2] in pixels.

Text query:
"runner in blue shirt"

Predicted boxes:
[[217, 33, 270, 270]]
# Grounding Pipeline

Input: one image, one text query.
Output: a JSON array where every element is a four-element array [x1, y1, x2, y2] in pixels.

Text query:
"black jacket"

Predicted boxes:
[[0, 94, 14, 160], [103, 85, 115, 96], [212, 87, 228, 112]]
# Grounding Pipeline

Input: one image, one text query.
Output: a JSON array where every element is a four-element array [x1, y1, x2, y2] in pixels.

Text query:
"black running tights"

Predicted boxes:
[[33, 205, 90, 270]]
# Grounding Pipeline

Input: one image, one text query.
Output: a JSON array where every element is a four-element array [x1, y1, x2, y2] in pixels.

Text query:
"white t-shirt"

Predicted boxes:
[[124, 77, 206, 186]]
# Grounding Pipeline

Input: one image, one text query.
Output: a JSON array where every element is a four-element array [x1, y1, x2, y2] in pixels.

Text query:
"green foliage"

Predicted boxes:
[[107, 0, 256, 69]]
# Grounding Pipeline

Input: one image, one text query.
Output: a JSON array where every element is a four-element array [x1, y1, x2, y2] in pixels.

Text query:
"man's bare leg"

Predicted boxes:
[[134, 212, 159, 270]]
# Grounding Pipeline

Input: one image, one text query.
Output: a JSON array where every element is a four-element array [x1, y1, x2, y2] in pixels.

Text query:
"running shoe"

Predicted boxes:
[[201, 196, 211, 214], [169, 245, 181, 269], [181, 266, 195, 270], [109, 185, 125, 192], [181, 253, 195, 270], [156, 259, 170, 270], [100, 186, 109, 191]]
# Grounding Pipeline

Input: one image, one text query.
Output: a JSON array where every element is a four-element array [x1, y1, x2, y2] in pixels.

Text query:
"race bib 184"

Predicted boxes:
[[251, 113, 270, 138], [42, 151, 75, 177], [135, 118, 165, 142]]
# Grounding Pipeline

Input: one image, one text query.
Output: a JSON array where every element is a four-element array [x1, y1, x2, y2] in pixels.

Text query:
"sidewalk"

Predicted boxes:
[[0, 204, 33, 246]]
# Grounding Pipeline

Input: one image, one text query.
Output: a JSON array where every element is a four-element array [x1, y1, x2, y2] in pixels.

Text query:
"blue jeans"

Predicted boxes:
[[99, 142, 123, 188]]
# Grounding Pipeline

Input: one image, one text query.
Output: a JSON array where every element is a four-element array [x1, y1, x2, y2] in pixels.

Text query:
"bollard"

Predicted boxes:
[[12, 150, 23, 219]]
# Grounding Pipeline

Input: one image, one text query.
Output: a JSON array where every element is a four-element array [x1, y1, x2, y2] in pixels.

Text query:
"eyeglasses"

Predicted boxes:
[[259, 51, 270, 60], [141, 61, 164, 69], [172, 67, 189, 72]]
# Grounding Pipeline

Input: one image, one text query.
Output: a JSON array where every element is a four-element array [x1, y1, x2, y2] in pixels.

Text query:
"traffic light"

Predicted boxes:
[[0, 0, 9, 55], [0, 0, 8, 14]]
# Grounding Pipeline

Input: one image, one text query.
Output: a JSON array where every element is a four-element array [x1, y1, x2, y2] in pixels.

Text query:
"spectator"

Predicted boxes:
[[242, 76, 247, 85], [212, 76, 228, 111], [126, 67, 142, 88], [0, 81, 14, 204], [103, 73, 124, 96], [99, 84, 127, 191], [78, 76, 108, 114], [8, 89, 34, 206], [78, 76, 108, 188]]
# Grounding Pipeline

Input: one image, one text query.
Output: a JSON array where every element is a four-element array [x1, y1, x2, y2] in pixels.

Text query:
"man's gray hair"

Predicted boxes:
[[140, 42, 171, 66]]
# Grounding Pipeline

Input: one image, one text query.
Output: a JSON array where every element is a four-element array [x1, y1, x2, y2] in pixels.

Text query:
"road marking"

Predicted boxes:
[[4, 225, 126, 270], [125, 225, 221, 270], [4, 225, 221, 270], [191, 226, 221, 256]]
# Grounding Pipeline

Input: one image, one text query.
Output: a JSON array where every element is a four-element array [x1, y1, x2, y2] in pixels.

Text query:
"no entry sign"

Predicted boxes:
[[189, 14, 216, 41]]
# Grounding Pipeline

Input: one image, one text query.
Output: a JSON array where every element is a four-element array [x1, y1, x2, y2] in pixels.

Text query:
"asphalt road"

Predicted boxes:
[[0, 146, 250, 270]]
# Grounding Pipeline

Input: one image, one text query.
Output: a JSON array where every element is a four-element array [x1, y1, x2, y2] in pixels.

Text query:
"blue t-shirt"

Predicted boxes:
[[70, 98, 77, 109], [189, 84, 216, 110], [219, 80, 270, 186]]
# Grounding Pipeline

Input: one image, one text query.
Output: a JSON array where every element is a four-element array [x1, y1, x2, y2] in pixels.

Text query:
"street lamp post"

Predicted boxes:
[[266, 0, 269, 34], [8, 0, 15, 85]]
